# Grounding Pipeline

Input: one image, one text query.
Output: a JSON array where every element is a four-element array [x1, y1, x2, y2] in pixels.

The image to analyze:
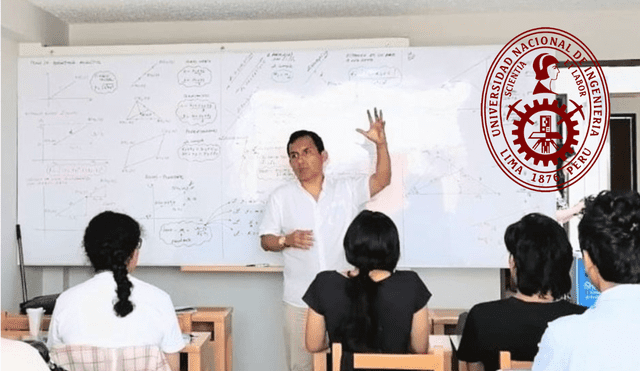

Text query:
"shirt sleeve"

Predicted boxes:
[[47, 298, 64, 349], [159, 294, 188, 353], [302, 273, 325, 315], [258, 191, 282, 237], [456, 306, 482, 362], [352, 175, 371, 206], [411, 272, 431, 311], [532, 323, 568, 371]]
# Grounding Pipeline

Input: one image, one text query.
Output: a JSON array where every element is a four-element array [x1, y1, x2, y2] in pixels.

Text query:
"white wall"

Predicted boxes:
[[1, 0, 68, 313], [3, 5, 640, 371]]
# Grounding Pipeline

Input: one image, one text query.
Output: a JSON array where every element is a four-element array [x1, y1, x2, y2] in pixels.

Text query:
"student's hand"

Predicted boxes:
[[286, 230, 314, 249], [357, 107, 387, 146]]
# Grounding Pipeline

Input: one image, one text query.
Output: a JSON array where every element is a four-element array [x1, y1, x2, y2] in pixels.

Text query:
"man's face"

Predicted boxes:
[[288, 136, 326, 183]]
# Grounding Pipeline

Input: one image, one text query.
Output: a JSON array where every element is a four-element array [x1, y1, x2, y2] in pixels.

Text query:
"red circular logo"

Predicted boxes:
[[481, 27, 610, 192]]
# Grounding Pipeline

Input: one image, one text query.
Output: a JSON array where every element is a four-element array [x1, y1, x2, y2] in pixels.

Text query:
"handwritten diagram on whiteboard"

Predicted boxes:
[[17, 46, 554, 267]]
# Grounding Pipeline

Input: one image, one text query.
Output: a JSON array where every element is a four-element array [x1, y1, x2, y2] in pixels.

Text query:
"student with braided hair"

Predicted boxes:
[[48, 211, 185, 370]]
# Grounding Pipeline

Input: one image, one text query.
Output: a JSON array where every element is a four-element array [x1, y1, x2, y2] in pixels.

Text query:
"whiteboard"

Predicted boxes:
[[17, 45, 554, 267]]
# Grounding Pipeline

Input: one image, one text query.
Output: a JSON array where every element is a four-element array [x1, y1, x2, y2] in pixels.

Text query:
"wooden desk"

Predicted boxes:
[[183, 332, 215, 371], [180, 307, 233, 371], [430, 335, 453, 371], [430, 309, 467, 335], [1, 311, 51, 334]]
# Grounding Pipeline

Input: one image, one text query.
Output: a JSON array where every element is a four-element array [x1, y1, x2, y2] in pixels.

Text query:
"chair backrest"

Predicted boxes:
[[327, 343, 445, 371], [50, 344, 172, 371], [499, 351, 533, 370]]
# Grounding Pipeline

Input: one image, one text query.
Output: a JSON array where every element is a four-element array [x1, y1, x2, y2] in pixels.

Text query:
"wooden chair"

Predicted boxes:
[[313, 343, 445, 371], [50, 344, 172, 371], [499, 351, 533, 370]]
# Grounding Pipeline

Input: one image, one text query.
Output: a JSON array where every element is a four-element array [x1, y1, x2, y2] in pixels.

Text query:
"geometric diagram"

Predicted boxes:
[[126, 100, 162, 121], [90, 71, 117, 94], [349, 66, 402, 85], [131, 62, 163, 88], [178, 142, 220, 162], [175, 99, 217, 126], [153, 180, 197, 215], [123, 134, 164, 170], [40, 73, 92, 107], [56, 186, 107, 219], [407, 151, 500, 196], [159, 220, 212, 247], [178, 66, 212, 88]]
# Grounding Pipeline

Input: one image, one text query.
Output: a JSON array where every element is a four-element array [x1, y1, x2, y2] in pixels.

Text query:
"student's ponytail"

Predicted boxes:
[[84, 211, 141, 317], [111, 248, 134, 317], [340, 210, 400, 353], [342, 268, 382, 352]]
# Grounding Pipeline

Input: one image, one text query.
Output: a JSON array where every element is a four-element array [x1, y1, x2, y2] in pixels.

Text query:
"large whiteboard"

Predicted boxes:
[[17, 45, 554, 267]]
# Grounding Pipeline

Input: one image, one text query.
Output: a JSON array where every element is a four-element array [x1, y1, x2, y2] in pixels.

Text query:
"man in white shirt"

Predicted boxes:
[[259, 108, 391, 371], [533, 190, 640, 370]]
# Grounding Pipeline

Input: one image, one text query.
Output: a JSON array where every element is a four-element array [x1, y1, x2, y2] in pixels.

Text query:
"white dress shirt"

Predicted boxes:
[[259, 175, 369, 307], [532, 284, 640, 371]]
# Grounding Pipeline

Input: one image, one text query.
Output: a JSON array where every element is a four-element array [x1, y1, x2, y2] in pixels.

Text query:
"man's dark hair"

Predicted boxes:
[[505, 213, 573, 299], [579, 190, 640, 284], [286, 130, 324, 156]]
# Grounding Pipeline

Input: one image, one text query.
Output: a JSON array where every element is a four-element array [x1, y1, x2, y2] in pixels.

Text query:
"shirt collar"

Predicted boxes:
[[595, 284, 640, 306]]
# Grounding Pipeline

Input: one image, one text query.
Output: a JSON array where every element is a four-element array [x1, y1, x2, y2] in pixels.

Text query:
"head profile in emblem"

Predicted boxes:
[[533, 53, 560, 95]]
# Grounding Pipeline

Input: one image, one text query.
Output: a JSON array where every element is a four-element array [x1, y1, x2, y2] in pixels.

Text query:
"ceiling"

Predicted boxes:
[[26, 0, 640, 24]]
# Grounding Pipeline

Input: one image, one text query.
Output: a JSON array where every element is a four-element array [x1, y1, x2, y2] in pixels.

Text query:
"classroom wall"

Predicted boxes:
[[1, 0, 68, 313], [3, 5, 640, 371]]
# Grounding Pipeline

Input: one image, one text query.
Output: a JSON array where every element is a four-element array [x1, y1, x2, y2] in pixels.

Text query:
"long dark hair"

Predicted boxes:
[[83, 211, 141, 317], [340, 210, 400, 353], [504, 213, 573, 299]]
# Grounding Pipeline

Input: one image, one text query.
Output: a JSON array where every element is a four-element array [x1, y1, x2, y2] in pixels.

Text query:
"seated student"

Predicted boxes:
[[457, 213, 586, 371], [47, 211, 186, 370], [303, 210, 431, 370], [533, 191, 640, 370]]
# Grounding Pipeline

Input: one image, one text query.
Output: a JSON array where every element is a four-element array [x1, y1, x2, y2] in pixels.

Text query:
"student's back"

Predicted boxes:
[[304, 270, 430, 354], [47, 211, 185, 356], [533, 191, 640, 370], [457, 213, 585, 371]]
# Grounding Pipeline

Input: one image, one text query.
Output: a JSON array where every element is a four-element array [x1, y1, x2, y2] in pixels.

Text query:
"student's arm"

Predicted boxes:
[[305, 307, 329, 352], [165, 353, 180, 371], [410, 304, 430, 354], [260, 231, 313, 251], [357, 108, 391, 197]]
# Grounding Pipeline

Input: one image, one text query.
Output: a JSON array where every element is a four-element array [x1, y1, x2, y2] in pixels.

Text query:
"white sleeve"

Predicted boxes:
[[159, 295, 187, 353], [47, 300, 64, 349], [532, 323, 569, 371], [258, 192, 282, 236], [351, 175, 371, 207]]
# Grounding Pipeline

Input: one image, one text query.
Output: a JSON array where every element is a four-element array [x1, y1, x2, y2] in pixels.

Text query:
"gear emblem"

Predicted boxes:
[[507, 98, 584, 166]]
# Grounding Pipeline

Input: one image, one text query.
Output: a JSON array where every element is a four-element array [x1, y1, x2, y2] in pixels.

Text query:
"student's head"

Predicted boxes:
[[533, 53, 560, 81], [83, 211, 141, 317], [343, 210, 400, 272], [505, 213, 573, 299], [578, 190, 640, 285], [287, 130, 327, 183]]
